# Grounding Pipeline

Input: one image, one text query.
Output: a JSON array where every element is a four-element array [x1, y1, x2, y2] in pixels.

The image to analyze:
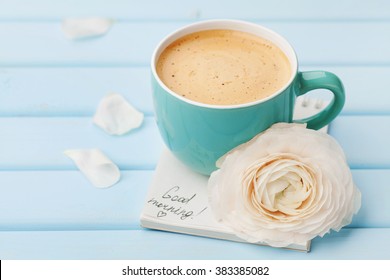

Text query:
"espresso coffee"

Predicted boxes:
[[156, 29, 291, 105]]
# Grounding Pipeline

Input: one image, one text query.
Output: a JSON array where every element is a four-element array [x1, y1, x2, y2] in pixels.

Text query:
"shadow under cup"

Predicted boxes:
[[151, 20, 345, 175]]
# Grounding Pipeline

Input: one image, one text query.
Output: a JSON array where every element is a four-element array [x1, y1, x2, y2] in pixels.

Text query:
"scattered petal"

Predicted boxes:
[[62, 18, 112, 40], [64, 149, 120, 188], [93, 93, 144, 135]]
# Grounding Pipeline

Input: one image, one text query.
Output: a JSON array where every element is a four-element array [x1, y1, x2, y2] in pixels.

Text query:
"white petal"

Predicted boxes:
[[62, 18, 112, 40], [93, 93, 144, 135], [64, 149, 120, 188]]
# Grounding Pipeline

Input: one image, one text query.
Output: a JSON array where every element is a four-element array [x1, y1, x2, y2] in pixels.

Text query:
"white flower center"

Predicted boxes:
[[244, 155, 315, 220], [272, 171, 311, 214]]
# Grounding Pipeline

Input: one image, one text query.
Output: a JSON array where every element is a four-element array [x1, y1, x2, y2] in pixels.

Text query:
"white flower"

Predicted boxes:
[[208, 123, 361, 247]]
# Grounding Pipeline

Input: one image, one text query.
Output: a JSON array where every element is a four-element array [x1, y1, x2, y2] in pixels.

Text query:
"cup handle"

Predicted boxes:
[[294, 71, 345, 130]]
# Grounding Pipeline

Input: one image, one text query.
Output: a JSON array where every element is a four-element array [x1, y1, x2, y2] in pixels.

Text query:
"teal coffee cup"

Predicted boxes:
[[151, 20, 345, 175]]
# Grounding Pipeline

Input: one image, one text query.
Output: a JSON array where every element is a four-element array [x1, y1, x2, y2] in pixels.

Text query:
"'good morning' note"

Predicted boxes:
[[147, 186, 207, 221], [141, 149, 220, 229]]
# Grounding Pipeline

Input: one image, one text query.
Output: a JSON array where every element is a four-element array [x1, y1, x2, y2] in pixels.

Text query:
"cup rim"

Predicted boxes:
[[151, 19, 298, 109]]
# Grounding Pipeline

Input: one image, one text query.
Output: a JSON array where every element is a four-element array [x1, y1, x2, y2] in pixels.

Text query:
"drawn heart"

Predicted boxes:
[[157, 211, 167, 218]]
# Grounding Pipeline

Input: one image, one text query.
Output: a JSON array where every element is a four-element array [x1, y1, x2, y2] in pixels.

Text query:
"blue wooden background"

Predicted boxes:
[[1, 0, 390, 259]]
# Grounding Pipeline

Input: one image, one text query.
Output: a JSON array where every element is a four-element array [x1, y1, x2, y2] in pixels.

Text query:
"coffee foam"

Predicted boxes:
[[156, 29, 292, 106]]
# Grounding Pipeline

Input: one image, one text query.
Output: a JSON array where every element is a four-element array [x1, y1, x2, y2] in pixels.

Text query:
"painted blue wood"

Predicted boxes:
[[0, 171, 152, 230], [0, 116, 389, 169], [329, 116, 390, 169], [0, 169, 388, 231], [1, 22, 390, 66], [1, 66, 390, 117], [0, 21, 179, 66], [0, 67, 153, 117], [303, 66, 390, 116], [0, 228, 389, 260], [349, 170, 390, 228], [0, 0, 389, 20], [0, 117, 163, 170]]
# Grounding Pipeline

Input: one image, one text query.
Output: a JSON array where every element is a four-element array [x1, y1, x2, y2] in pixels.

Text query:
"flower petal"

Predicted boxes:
[[62, 18, 112, 40], [93, 93, 144, 135], [64, 149, 120, 188]]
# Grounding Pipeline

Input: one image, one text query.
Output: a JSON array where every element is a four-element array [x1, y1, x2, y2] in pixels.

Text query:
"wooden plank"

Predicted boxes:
[[0, 0, 389, 20], [349, 170, 390, 228], [1, 22, 390, 66], [0, 67, 153, 116], [0, 169, 388, 230], [0, 21, 178, 66], [1, 66, 389, 117], [303, 66, 390, 116], [0, 116, 389, 169], [329, 116, 390, 168], [0, 171, 152, 231], [0, 117, 163, 170], [0, 228, 389, 259]]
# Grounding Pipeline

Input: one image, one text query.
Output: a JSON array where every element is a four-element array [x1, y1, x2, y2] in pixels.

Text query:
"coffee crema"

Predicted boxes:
[[156, 29, 292, 106]]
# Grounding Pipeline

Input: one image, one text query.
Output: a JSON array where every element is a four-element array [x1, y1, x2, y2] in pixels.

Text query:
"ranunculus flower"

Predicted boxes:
[[208, 123, 361, 247]]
